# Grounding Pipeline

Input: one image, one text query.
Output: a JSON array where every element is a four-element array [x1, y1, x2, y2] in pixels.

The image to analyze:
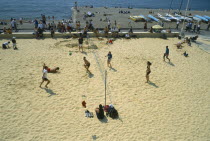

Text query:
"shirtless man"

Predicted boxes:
[[40, 65, 50, 88], [83, 57, 90, 73]]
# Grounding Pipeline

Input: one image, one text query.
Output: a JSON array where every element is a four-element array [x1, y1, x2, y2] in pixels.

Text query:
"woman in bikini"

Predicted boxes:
[[146, 61, 152, 83]]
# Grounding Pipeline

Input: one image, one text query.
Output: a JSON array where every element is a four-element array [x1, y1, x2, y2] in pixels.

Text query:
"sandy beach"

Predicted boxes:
[[0, 38, 210, 141]]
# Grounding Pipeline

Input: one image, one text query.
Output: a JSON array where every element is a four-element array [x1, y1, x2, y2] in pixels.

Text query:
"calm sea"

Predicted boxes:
[[0, 0, 209, 20]]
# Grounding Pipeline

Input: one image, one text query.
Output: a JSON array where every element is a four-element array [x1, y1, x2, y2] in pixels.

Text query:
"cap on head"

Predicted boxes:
[[12, 37, 16, 39]]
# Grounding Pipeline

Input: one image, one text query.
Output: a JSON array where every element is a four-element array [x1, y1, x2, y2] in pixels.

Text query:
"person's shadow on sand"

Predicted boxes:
[[148, 81, 159, 88], [88, 72, 94, 78], [99, 116, 108, 123], [110, 67, 117, 72], [42, 88, 57, 97], [167, 62, 175, 66], [92, 135, 98, 140]]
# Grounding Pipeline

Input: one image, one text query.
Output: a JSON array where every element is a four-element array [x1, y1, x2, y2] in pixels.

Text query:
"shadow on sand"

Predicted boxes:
[[92, 135, 99, 140], [99, 116, 108, 123], [167, 62, 175, 66], [81, 51, 87, 55], [148, 81, 159, 88], [88, 72, 94, 78], [110, 67, 117, 72], [42, 88, 57, 97]]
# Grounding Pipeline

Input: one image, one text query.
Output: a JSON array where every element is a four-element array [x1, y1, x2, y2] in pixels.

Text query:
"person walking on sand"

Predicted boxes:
[[83, 57, 91, 73], [163, 46, 170, 62], [78, 36, 84, 52], [106, 51, 112, 68], [146, 61, 152, 83], [40, 65, 50, 88]]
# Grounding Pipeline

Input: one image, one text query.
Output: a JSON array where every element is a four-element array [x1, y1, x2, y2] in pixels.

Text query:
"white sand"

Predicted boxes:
[[0, 38, 210, 141]]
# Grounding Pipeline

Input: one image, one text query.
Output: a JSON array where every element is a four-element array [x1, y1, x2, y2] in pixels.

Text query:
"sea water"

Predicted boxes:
[[0, 0, 209, 20]]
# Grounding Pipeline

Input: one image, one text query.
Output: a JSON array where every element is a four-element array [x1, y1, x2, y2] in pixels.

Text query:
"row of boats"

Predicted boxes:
[[130, 13, 210, 22]]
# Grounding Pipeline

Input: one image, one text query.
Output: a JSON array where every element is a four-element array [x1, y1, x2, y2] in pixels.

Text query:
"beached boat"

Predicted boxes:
[[139, 15, 148, 21], [192, 16, 201, 22], [203, 15, 210, 20], [194, 15, 208, 22], [157, 13, 171, 22], [129, 16, 145, 22], [148, 15, 159, 22], [165, 13, 179, 21], [174, 13, 192, 21]]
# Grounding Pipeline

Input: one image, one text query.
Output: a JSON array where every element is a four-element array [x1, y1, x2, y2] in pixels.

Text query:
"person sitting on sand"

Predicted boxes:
[[146, 61, 152, 83], [183, 51, 188, 57], [125, 33, 130, 39], [163, 46, 170, 62], [175, 42, 183, 49], [185, 37, 191, 46], [106, 51, 112, 68], [106, 38, 113, 44], [40, 66, 50, 88], [83, 57, 91, 73], [95, 104, 104, 119], [2, 41, 10, 49], [190, 35, 198, 42], [43, 63, 60, 73]]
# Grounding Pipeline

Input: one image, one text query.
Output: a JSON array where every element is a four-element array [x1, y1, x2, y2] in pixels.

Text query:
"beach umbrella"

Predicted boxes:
[[152, 25, 163, 29]]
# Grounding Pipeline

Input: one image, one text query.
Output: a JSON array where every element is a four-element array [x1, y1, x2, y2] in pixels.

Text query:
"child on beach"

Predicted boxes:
[[11, 37, 18, 50], [78, 36, 84, 52], [146, 61, 152, 83], [2, 41, 10, 49], [40, 65, 50, 88], [83, 57, 91, 73], [106, 51, 112, 68], [163, 46, 170, 62]]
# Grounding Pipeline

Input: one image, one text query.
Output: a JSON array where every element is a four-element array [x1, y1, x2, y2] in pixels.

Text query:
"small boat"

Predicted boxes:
[[174, 13, 192, 21], [157, 13, 171, 22], [203, 15, 210, 20], [139, 15, 148, 21], [193, 16, 201, 22], [129, 16, 145, 22], [148, 15, 159, 22], [166, 13, 179, 21], [194, 15, 208, 22]]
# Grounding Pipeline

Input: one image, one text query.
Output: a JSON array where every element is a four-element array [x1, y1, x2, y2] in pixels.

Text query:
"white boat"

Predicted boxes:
[[175, 14, 192, 22], [193, 16, 201, 22], [157, 13, 171, 22], [166, 13, 179, 21]]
